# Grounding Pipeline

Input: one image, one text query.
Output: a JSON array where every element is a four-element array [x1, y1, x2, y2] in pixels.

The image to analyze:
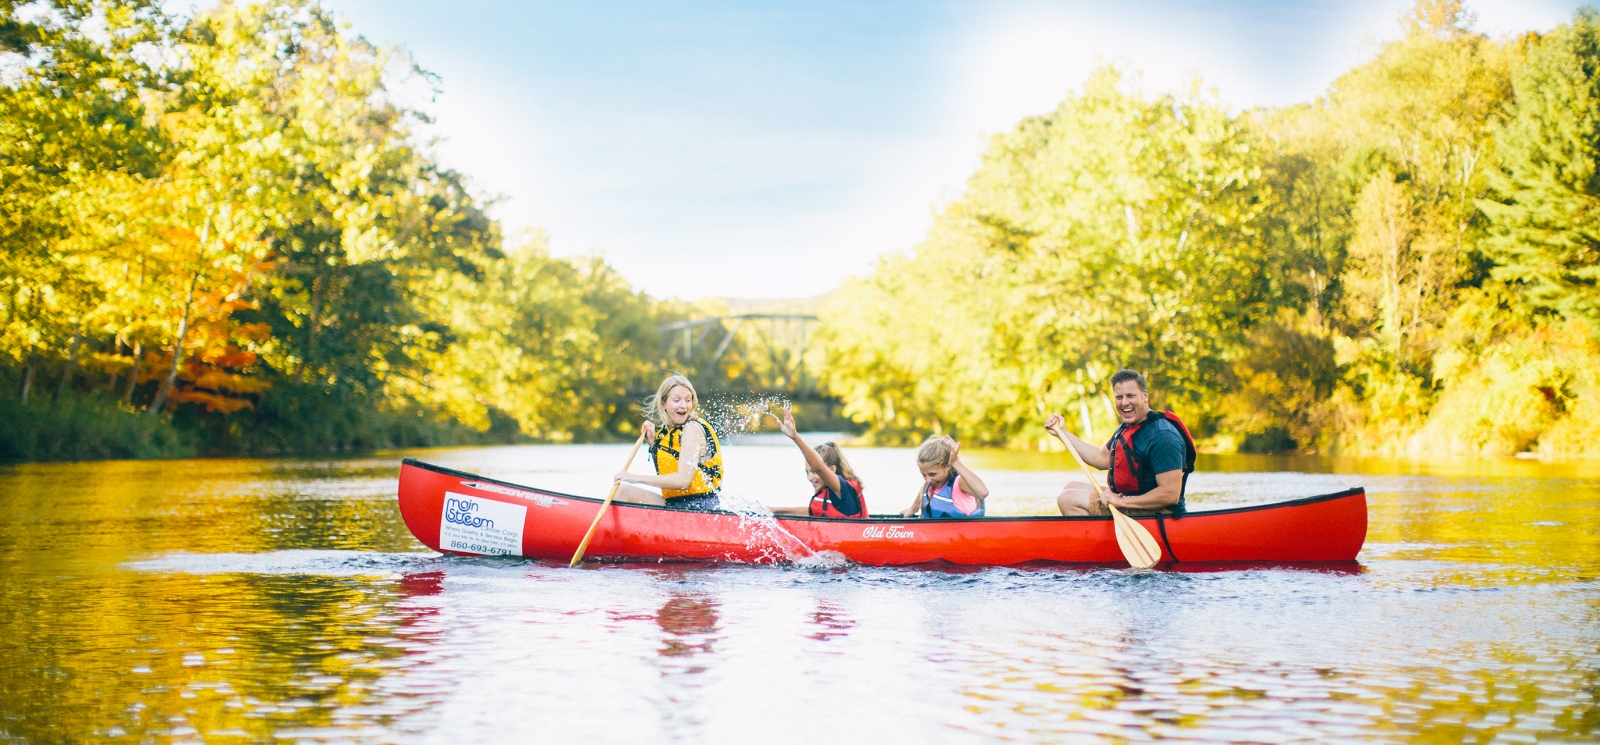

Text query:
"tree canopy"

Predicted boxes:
[[0, 0, 686, 455], [5, 0, 1599, 459], [819, 0, 1600, 456]]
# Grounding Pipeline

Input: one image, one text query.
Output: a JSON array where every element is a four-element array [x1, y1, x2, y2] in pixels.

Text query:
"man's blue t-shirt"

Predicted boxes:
[[1112, 415, 1188, 507]]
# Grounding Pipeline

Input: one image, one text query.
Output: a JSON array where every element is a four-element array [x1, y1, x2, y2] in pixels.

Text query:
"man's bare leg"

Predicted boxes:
[[613, 483, 666, 506], [1056, 481, 1105, 516]]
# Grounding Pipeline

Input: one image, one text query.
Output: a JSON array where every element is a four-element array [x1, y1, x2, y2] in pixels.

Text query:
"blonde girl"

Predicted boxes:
[[899, 435, 990, 518], [613, 374, 724, 511], [769, 407, 868, 518]]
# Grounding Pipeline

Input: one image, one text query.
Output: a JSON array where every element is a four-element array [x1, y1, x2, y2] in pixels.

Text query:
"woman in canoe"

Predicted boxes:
[[613, 374, 725, 511], [768, 406, 868, 518], [900, 435, 990, 518]]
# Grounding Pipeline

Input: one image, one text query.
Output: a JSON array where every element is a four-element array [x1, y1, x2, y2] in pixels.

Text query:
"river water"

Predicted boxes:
[[0, 442, 1596, 743]]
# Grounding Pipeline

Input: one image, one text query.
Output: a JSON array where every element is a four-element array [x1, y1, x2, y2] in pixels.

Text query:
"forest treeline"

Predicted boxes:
[[818, 0, 1600, 457], [6, 0, 1600, 461], [0, 0, 786, 460]]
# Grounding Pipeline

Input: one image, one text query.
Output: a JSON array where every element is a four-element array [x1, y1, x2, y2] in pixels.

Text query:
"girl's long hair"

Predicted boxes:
[[642, 374, 700, 428], [815, 442, 862, 486]]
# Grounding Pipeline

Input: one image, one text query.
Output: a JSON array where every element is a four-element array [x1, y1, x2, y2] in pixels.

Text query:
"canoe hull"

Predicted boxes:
[[397, 458, 1367, 566]]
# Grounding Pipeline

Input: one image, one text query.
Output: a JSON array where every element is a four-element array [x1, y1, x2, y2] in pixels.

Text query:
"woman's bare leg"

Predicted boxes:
[[613, 483, 666, 506]]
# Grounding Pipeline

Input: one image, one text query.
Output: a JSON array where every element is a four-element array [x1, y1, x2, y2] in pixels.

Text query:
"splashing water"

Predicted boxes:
[[715, 489, 819, 563], [702, 393, 791, 444], [696, 394, 847, 565]]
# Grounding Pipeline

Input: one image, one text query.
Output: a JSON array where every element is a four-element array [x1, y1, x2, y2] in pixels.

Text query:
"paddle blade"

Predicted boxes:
[[1109, 507, 1162, 569]]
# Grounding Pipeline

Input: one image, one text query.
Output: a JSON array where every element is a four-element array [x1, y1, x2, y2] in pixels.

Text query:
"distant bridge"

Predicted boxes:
[[660, 313, 822, 396]]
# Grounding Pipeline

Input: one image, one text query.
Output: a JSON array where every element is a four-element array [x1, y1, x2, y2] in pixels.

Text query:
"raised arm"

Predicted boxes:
[[1044, 414, 1110, 470], [775, 407, 841, 494], [944, 437, 988, 499]]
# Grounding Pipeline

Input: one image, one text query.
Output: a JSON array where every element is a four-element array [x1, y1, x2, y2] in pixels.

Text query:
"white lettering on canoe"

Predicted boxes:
[[461, 481, 567, 508], [862, 525, 915, 539]]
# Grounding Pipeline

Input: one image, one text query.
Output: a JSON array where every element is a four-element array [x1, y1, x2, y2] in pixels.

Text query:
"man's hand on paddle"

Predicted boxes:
[[1043, 413, 1067, 440]]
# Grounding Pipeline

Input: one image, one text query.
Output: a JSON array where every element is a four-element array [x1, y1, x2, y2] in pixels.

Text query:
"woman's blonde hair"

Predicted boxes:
[[916, 436, 954, 468], [642, 374, 700, 428], [815, 442, 862, 486]]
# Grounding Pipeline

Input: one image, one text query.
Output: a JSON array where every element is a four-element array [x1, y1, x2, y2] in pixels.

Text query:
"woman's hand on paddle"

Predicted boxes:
[[773, 406, 799, 439], [613, 471, 633, 485], [640, 420, 656, 446]]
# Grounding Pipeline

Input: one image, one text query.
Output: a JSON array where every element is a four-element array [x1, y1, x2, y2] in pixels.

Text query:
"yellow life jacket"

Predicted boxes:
[[652, 418, 723, 499]]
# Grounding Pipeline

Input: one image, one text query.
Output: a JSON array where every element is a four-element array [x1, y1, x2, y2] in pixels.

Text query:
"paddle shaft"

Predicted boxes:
[[569, 432, 648, 567], [1050, 428, 1161, 569]]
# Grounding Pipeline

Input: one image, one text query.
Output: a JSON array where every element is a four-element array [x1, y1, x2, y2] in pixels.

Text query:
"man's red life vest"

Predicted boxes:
[[1107, 410, 1197, 496], [809, 478, 867, 518]]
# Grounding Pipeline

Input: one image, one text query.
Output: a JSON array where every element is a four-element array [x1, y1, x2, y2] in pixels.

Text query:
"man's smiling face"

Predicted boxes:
[[1112, 380, 1150, 425]]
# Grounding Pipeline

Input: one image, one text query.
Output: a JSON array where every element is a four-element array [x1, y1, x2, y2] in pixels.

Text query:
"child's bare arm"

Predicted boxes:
[[946, 437, 989, 499], [900, 489, 922, 518], [774, 408, 841, 495]]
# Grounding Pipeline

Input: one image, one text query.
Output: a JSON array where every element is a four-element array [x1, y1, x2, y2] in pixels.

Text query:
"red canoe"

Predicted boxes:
[[396, 458, 1367, 567]]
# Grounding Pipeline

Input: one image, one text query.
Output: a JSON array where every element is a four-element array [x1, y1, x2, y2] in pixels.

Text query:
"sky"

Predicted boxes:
[[292, 0, 1586, 301]]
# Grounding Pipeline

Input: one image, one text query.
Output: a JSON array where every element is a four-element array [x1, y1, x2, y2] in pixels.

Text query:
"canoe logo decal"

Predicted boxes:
[[445, 498, 494, 529], [439, 492, 527, 556], [862, 525, 915, 539], [462, 481, 567, 507]]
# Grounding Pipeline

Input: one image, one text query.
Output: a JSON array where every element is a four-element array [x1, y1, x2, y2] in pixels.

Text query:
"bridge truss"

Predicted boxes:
[[659, 313, 822, 397]]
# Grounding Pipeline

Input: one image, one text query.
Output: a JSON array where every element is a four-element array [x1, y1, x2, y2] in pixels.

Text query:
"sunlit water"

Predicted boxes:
[[1, 442, 1597, 743]]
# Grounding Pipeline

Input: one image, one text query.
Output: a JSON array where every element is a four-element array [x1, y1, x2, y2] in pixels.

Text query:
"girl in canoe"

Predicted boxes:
[[769, 407, 868, 518], [613, 374, 725, 511], [900, 435, 990, 518]]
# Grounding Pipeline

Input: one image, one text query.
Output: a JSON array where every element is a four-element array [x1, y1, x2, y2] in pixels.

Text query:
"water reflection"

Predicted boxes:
[[806, 601, 856, 642], [655, 595, 721, 659], [0, 446, 1596, 743]]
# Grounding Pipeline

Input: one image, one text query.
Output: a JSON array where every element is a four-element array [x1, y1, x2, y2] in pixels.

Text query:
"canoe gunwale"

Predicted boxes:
[[400, 457, 1365, 522]]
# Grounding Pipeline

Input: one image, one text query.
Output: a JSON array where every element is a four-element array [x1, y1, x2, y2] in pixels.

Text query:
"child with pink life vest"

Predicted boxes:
[[769, 407, 868, 518], [899, 435, 990, 518]]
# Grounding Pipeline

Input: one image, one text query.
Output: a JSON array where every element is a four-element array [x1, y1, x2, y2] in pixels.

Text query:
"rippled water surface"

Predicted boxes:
[[1, 443, 1597, 743]]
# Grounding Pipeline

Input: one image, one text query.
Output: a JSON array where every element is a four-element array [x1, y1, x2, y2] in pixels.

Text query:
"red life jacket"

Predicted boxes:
[[1107, 410, 1197, 496], [809, 478, 867, 518]]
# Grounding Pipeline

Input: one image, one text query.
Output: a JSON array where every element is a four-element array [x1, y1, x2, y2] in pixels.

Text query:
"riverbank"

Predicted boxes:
[[0, 392, 530, 464]]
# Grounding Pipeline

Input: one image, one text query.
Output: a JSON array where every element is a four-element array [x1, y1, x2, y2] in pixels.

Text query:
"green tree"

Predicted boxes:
[[0, 1, 170, 401], [821, 68, 1283, 445], [1479, 8, 1600, 326]]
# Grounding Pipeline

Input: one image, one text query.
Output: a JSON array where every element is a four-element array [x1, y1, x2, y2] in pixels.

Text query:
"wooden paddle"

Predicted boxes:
[[1050, 428, 1162, 569], [569, 431, 648, 567]]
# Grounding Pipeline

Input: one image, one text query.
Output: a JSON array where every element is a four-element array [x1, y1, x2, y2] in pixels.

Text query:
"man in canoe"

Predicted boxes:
[[613, 374, 725, 511], [1044, 369, 1196, 517]]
